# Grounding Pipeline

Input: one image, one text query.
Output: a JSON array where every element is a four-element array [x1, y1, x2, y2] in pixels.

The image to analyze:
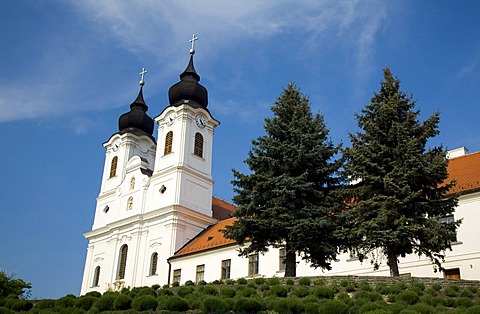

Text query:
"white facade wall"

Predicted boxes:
[[169, 192, 480, 283], [81, 102, 219, 295]]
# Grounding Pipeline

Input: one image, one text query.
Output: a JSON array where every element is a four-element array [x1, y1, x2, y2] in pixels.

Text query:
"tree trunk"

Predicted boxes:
[[387, 250, 400, 277], [284, 243, 296, 277]]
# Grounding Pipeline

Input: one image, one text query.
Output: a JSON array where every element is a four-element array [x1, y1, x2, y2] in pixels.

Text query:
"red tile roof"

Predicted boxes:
[[172, 151, 480, 259], [171, 217, 238, 258], [447, 151, 480, 195], [212, 196, 236, 220]]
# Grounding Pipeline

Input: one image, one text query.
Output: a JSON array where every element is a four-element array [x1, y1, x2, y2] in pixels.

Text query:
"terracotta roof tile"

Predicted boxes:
[[172, 217, 237, 258], [446, 151, 480, 194], [212, 196, 236, 220]]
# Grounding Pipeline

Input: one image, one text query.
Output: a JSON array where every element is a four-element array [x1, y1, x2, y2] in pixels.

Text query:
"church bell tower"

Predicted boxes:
[[81, 36, 219, 295], [151, 34, 219, 218]]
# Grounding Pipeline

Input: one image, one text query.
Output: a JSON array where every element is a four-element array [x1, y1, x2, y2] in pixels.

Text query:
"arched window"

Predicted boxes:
[[150, 252, 158, 276], [130, 177, 135, 190], [194, 133, 203, 158], [109, 156, 118, 178], [164, 131, 173, 155], [92, 266, 100, 287], [127, 197, 133, 211], [118, 245, 128, 280]]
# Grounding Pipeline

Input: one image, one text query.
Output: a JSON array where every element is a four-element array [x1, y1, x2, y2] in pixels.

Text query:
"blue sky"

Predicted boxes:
[[1, 1, 479, 299]]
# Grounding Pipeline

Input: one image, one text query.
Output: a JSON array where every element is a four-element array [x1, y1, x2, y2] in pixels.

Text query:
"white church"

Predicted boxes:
[[80, 41, 480, 295]]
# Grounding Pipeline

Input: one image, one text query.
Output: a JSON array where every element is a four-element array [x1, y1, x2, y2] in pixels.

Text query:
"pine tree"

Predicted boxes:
[[343, 68, 459, 277], [223, 83, 343, 277]]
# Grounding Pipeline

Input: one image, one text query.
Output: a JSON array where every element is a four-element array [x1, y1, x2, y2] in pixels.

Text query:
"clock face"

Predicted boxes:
[[113, 140, 121, 151], [167, 112, 176, 126], [195, 115, 206, 128]]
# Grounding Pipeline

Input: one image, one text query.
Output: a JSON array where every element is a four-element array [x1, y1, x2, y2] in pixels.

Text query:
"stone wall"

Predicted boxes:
[[283, 275, 480, 288]]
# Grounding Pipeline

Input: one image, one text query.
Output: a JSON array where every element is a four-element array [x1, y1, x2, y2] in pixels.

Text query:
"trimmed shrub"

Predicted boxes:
[[225, 279, 235, 285], [163, 296, 189, 312], [236, 297, 263, 313], [286, 278, 295, 286], [185, 293, 203, 311], [56, 295, 76, 308], [336, 291, 351, 300], [340, 279, 351, 287], [93, 294, 116, 312], [460, 288, 474, 298], [318, 299, 348, 314], [241, 287, 257, 298], [113, 293, 132, 310], [406, 303, 435, 314], [171, 281, 180, 287], [439, 297, 456, 308], [74, 296, 96, 311], [247, 280, 257, 288], [444, 286, 458, 297], [151, 284, 160, 290], [199, 285, 218, 296], [456, 297, 474, 308], [465, 286, 478, 294], [266, 277, 280, 286], [346, 283, 356, 292], [358, 280, 372, 291], [211, 280, 223, 285], [375, 283, 389, 295], [221, 287, 237, 298], [293, 286, 310, 298], [198, 280, 207, 285], [261, 283, 270, 291], [136, 287, 156, 297], [272, 297, 304, 314], [184, 280, 194, 286], [35, 299, 56, 310], [315, 286, 335, 299], [299, 277, 312, 286], [270, 285, 288, 297], [237, 278, 248, 285], [465, 305, 480, 314], [176, 286, 194, 297], [202, 296, 229, 313], [157, 288, 174, 296], [430, 283, 442, 291], [254, 277, 266, 285], [419, 294, 436, 307], [315, 279, 326, 286], [358, 301, 388, 313], [366, 310, 392, 314], [424, 287, 437, 296], [396, 290, 420, 305], [355, 291, 383, 302], [389, 282, 407, 294], [409, 281, 425, 293], [131, 295, 157, 311], [389, 301, 409, 314]]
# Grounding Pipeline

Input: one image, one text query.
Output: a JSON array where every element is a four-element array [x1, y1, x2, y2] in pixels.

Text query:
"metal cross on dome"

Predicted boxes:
[[139, 67, 148, 86], [189, 34, 198, 55]]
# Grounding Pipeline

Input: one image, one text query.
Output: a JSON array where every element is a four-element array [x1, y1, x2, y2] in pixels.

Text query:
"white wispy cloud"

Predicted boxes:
[[0, 0, 391, 127]]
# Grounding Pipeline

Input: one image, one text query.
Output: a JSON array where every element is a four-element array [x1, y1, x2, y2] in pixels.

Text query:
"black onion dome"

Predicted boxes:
[[168, 55, 208, 108], [118, 86, 154, 136]]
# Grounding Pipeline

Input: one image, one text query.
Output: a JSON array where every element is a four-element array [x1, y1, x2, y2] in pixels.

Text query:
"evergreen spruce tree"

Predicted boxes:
[[343, 68, 459, 277], [223, 83, 343, 277]]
